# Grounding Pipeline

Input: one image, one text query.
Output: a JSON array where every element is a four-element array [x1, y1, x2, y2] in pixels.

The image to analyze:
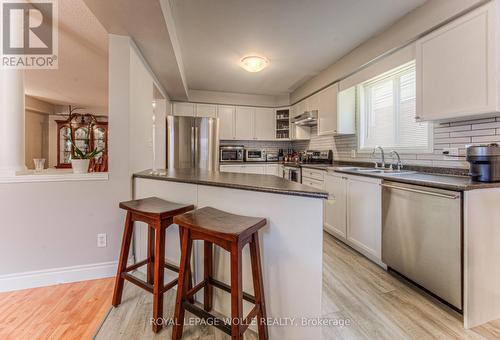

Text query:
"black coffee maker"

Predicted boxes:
[[466, 143, 500, 182]]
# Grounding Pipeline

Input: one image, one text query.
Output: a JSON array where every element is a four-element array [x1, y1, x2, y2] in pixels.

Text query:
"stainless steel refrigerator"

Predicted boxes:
[[166, 115, 219, 170]]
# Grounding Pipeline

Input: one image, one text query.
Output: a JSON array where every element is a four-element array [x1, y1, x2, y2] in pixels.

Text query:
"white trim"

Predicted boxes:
[[0, 261, 120, 292], [357, 61, 434, 154], [0, 170, 109, 184]]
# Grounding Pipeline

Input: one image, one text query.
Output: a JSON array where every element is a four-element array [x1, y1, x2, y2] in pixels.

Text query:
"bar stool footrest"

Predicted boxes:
[[121, 273, 179, 294], [182, 301, 232, 335], [209, 277, 256, 304]]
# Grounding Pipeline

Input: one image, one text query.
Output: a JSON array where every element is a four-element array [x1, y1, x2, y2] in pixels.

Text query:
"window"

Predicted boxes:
[[358, 61, 432, 153]]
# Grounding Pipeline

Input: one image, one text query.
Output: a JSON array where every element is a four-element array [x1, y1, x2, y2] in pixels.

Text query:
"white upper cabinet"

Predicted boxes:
[[173, 102, 195, 116], [416, 1, 499, 121], [293, 100, 306, 118], [305, 92, 320, 112], [254, 108, 275, 140], [196, 104, 217, 118], [218, 105, 236, 140], [235, 106, 255, 140], [317, 84, 338, 135], [336, 86, 356, 135]]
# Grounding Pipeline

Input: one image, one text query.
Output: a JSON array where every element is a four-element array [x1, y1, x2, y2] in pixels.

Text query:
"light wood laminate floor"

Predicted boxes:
[[323, 232, 500, 339], [0, 277, 114, 340], [3, 234, 500, 339]]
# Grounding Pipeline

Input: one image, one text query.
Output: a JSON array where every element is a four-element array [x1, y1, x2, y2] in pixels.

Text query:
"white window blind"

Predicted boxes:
[[359, 61, 432, 153]]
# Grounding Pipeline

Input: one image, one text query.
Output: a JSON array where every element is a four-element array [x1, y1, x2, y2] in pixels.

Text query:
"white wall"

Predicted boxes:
[[0, 34, 167, 290], [188, 89, 289, 107], [25, 110, 49, 169], [291, 0, 483, 103]]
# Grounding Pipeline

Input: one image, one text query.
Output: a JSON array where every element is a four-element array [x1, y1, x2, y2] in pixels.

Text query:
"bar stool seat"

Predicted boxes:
[[173, 207, 267, 241], [119, 197, 193, 219], [112, 197, 194, 333], [172, 207, 268, 340]]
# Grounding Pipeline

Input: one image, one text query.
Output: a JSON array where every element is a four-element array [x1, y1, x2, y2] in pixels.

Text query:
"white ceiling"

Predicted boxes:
[[170, 0, 426, 96], [25, 0, 108, 110]]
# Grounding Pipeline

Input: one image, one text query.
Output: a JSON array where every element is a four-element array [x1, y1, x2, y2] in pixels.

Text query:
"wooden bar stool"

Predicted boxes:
[[112, 197, 194, 333], [172, 207, 268, 340]]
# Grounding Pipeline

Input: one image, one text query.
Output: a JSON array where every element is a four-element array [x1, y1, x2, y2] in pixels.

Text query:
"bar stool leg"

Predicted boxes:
[[172, 226, 193, 340], [250, 233, 269, 340], [152, 220, 165, 333], [204, 241, 213, 312], [230, 242, 243, 340], [112, 212, 134, 307], [147, 226, 155, 285]]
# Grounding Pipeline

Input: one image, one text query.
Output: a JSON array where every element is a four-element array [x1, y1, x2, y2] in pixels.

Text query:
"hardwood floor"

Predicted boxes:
[[322, 232, 500, 339], [3, 234, 500, 339], [0, 278, 114, 340]]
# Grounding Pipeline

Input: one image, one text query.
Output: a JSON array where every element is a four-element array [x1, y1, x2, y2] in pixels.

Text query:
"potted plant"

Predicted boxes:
[[70, 140, 104, 174]]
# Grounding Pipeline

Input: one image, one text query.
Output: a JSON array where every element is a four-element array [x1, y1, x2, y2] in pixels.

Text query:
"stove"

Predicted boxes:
[[301, 150, 333, 164], [282, 150, 333, 183]]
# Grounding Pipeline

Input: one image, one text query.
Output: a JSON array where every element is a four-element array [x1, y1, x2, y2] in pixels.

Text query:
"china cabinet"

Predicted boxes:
[[55, 113, 108, 171]]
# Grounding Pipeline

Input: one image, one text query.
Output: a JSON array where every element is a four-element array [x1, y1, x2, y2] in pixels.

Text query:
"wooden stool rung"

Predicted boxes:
[[161, 278, 179, 293], [209, 277, 256, 304], [186, 280, 206, 300], [242, 305, 260, 333], [182, 301, 232, 335], [121, 272, 154, 293], [164, 261, 180, 273], [124, 259, 149, 272]]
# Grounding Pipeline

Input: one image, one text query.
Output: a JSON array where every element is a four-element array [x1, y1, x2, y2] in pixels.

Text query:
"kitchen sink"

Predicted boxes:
[[337, 167, 416, 175]]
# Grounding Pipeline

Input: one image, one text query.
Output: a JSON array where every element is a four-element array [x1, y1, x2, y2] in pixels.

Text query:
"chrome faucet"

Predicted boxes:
[[372, 146, 385, 168], [390, 150, 403, 171]]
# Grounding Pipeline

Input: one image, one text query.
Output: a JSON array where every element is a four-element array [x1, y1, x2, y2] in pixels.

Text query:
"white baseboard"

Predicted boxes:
[[0, 261, 120, 292]]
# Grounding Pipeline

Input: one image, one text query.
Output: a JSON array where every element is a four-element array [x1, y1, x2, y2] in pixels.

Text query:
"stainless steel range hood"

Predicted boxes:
[[292, 110, 318, 126]]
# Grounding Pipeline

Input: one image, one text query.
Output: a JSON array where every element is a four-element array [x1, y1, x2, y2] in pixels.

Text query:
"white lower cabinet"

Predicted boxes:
[[244, 165, 266, 174], [324, 172, 347, 239], [302, 168, 326, 190], [265, 164, 280, 176], [324, 172, 383, 265], [220, 165, 245, 173], [220, 164, 279, 176]]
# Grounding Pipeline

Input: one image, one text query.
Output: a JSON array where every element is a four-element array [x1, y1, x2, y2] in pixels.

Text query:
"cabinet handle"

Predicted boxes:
[[381, 183, 459, 199]]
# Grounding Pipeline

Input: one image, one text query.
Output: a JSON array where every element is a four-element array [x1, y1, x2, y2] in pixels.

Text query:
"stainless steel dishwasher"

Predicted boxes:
[[382, 181, 462, 310]]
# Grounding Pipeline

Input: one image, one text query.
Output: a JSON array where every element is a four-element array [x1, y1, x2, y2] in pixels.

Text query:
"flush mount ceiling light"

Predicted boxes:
[[239, 55, 269, 73]]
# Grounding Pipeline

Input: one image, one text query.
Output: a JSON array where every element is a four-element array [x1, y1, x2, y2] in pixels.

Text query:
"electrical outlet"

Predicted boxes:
[[97, 233, 107, 247], [351, 149, 356, 158], [442, 148, 459, 157]]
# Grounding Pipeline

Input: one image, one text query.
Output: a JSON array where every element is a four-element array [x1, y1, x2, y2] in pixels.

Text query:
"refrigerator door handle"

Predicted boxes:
[[191, 126, 196, 167], [195, 126, 199, 167]]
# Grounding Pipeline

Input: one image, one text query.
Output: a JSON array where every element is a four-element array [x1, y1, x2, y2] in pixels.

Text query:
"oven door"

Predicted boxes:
[[290, 168, 301, 183], [283, 167, 301, 183]]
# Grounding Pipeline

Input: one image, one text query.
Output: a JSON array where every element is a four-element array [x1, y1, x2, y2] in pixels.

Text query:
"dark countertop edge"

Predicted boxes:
[[331, 169, 500, 191], [133, 173, 329, 199]]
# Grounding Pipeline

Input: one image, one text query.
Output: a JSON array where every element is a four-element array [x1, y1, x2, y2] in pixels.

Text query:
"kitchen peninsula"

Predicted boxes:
[[133, 169, 327, 340]]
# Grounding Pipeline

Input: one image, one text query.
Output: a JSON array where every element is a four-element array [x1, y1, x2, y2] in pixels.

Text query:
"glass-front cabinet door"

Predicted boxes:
[[59, 125, 72, 166]]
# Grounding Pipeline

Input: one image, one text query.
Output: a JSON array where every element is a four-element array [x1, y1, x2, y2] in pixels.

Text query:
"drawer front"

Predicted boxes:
[[302, 168, 325, 181], [302, 177, 325, 189]]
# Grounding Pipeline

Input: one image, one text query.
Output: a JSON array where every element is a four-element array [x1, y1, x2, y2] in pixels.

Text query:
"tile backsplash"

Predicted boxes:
[[294, 116, 500, 169], [223, 116, 500, 169]]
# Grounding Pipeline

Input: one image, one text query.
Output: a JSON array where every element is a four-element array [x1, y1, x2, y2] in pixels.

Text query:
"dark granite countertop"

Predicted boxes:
[[330, 167, 500, 191], [134, 169, 328, 199], [300, 164, 332, 170]]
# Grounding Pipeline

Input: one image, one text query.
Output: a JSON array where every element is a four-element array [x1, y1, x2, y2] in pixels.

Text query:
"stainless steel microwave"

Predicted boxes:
[[245, 149, 267, 162], [220, 145, 244, 162]]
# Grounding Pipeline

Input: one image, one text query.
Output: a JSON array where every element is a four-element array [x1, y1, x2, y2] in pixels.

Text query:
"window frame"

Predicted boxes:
[[357, 61, 433, 154]]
